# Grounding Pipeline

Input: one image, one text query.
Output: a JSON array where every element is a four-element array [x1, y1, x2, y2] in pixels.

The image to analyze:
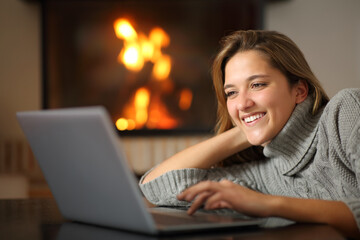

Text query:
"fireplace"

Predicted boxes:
[[42, 0, 264, 135]]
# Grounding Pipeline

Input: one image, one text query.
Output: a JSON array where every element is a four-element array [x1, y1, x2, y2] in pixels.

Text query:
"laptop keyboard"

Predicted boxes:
[[149, 207, 255, 226]]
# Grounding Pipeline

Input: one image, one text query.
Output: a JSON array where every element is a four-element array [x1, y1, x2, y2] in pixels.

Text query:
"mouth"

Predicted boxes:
[[242, 113, 266, 124]]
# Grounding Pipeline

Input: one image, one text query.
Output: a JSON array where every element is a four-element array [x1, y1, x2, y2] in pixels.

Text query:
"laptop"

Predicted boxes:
[[17, 106, 263, 235]]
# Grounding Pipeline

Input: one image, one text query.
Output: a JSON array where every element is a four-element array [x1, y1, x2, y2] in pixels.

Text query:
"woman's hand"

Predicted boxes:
[[177, 180, 274, 217], [178, 180, 359, 239]]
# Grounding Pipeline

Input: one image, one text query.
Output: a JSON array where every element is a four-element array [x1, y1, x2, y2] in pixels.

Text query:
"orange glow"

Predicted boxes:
[[179, 88, 193, 110], [119, 43, 144, 71], [114, 19, 137, 41], [116, 88, 151, 130], [134, 88, 150, 108], [147, 95, 179, 129], [114, 18, 179, 130], [116, 118, 128, 131], [139, 34, 155, 61], [116, 118, 136, 131], [149, 27, 170, 48], [134, 88, 150, 127], [114, 18, 171, 80], [126, 119, 136, 130], [152, 55, 171, 80], [116, 87, 179, 131]]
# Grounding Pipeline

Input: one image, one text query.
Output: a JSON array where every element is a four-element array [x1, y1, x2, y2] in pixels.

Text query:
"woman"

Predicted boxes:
[[139, 30, 360, 238]]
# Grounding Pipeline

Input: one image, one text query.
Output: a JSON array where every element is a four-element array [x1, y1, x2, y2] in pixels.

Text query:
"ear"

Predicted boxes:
[[294, 79, 308, 104]]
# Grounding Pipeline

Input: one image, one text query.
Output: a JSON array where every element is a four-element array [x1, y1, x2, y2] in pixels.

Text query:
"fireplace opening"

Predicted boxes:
[[42, 0, 264, 135]]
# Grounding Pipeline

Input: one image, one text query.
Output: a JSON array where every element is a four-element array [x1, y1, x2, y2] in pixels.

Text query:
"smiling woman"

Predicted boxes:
[[223, 50, 308, 146], [139, 30, 360, 239]]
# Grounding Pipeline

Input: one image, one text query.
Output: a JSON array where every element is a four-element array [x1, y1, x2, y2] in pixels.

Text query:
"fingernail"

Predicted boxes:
[[187, 209, 194, 215]]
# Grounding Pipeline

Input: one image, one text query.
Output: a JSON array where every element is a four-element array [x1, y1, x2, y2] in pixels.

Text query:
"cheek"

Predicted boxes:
[[226, 101, 239, 123], [267, 93, 297, 128], [259, 89, 293, 112], [256, 91, 275, 106]]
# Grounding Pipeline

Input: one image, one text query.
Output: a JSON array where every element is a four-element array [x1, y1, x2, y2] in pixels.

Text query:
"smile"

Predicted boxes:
[[243, 113, 265, 123]]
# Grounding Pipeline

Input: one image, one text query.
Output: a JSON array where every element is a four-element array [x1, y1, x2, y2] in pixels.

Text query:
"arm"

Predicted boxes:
[[142, 127, 251, 184], [177, 180, 359, 239], [270, 196, 359, 238]]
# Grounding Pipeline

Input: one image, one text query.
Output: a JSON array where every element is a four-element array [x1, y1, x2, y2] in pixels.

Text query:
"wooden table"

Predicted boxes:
[[0, 198, 346, 240]]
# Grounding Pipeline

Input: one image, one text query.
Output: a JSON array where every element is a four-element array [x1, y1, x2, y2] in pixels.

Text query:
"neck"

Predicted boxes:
[[263, 97, 322, 175]]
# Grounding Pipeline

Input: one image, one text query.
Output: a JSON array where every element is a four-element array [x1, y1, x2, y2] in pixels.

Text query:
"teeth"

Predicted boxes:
[[244, 113, 264, 123]]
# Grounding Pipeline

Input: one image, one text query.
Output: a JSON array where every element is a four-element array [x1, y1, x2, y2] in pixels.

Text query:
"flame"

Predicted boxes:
[[179, 88, 193, 110], [113, 18, 171, 80], [139, 33, 155, 61], [114, 18, 179, 131], [134, 87, 150, 127], [152, 55, 171, 80], [147, 95, 179, 129], [116, 87, 151, 130], [116, 87, 179, 131], [119, 43, 144, 71], [114, 18, 137, 41], [116, 118, 129, 131], [149, 27, 170, 48], [116, 118, 136, 131]]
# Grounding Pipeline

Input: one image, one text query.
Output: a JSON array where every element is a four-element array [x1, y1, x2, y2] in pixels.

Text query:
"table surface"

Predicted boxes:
[[0, 198, 347, 240]]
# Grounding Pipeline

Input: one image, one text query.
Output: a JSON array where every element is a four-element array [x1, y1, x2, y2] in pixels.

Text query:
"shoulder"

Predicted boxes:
[[330, 89, 360, 172], [320, 88, 360, 148], [322, 88, 360, 120], [328, 88, 360, 106]]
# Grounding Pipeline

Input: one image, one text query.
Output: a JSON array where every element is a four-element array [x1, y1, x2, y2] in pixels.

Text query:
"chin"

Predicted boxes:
[[247, 139, 262, 146], [247, 136, 270, 146], [260, 141, 271, 147]]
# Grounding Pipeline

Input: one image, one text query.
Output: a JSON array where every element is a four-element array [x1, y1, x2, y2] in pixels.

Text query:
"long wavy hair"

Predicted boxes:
[[212, 30, 329, 166]]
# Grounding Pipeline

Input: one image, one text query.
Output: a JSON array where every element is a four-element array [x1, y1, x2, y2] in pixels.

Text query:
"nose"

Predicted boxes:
[[236, 93, 254, 111]]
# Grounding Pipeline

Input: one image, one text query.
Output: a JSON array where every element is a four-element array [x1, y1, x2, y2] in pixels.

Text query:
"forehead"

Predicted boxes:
[[224, 50, 272, 80]]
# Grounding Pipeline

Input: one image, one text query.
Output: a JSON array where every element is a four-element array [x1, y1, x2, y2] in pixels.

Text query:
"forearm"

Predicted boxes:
[[269, 196, 359, 238], [142, 127, 250, 184]]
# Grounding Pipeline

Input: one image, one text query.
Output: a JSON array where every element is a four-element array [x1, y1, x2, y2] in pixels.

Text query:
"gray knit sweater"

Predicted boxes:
[[139, 88, 360, 230]]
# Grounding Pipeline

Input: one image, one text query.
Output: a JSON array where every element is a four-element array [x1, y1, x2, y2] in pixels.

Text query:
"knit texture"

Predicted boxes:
[[139, 88, 360, 230]]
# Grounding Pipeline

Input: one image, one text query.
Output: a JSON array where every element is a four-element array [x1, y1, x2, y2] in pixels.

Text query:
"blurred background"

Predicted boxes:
[[0, 0, 359, 199]]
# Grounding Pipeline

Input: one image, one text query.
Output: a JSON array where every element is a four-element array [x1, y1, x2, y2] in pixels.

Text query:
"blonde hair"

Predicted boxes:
[[212, 30, 329, 165]]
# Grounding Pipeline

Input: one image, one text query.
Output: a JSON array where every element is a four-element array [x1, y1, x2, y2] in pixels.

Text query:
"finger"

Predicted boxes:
[[206, 200, 232, 211], [204, 191, 225, 207], [204, 201, 232, 210], [187, 191, 213, 215], [177, 191, 187, 201], [177, 181, 220, 202], [205, 193, 233, 210]]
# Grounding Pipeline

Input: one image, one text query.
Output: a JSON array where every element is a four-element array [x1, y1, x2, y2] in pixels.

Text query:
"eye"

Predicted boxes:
[[251, 82, 267, 89], [225, 91, 236, 98]]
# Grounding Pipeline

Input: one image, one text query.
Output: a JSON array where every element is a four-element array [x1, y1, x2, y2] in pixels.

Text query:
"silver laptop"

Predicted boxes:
[[17, 106, 263, 235]]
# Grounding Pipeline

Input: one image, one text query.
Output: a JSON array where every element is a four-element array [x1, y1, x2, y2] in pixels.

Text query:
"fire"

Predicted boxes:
[[113, 18, 171, 76], [149, 27, 170, 48], [116, 86, 180, 131], [116, 118, 136, 131], [119, 43, 144, 71], [114, 18, 137, 41], [113, 18, 192, 131], [134, 87, 150, 126], [179, 88, 193, 111], [147, 95, 178, 129], [152, 55, 171, 80]]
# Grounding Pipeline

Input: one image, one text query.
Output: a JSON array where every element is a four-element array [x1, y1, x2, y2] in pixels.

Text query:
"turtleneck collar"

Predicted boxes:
[[263, 96, 323, 176]]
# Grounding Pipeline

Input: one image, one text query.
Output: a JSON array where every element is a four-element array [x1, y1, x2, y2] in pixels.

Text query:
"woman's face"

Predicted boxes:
[[224, 50, 307, 146]]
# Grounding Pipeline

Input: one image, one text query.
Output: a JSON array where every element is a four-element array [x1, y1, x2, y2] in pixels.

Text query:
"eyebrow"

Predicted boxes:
[[223, 74, 270, 90]]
